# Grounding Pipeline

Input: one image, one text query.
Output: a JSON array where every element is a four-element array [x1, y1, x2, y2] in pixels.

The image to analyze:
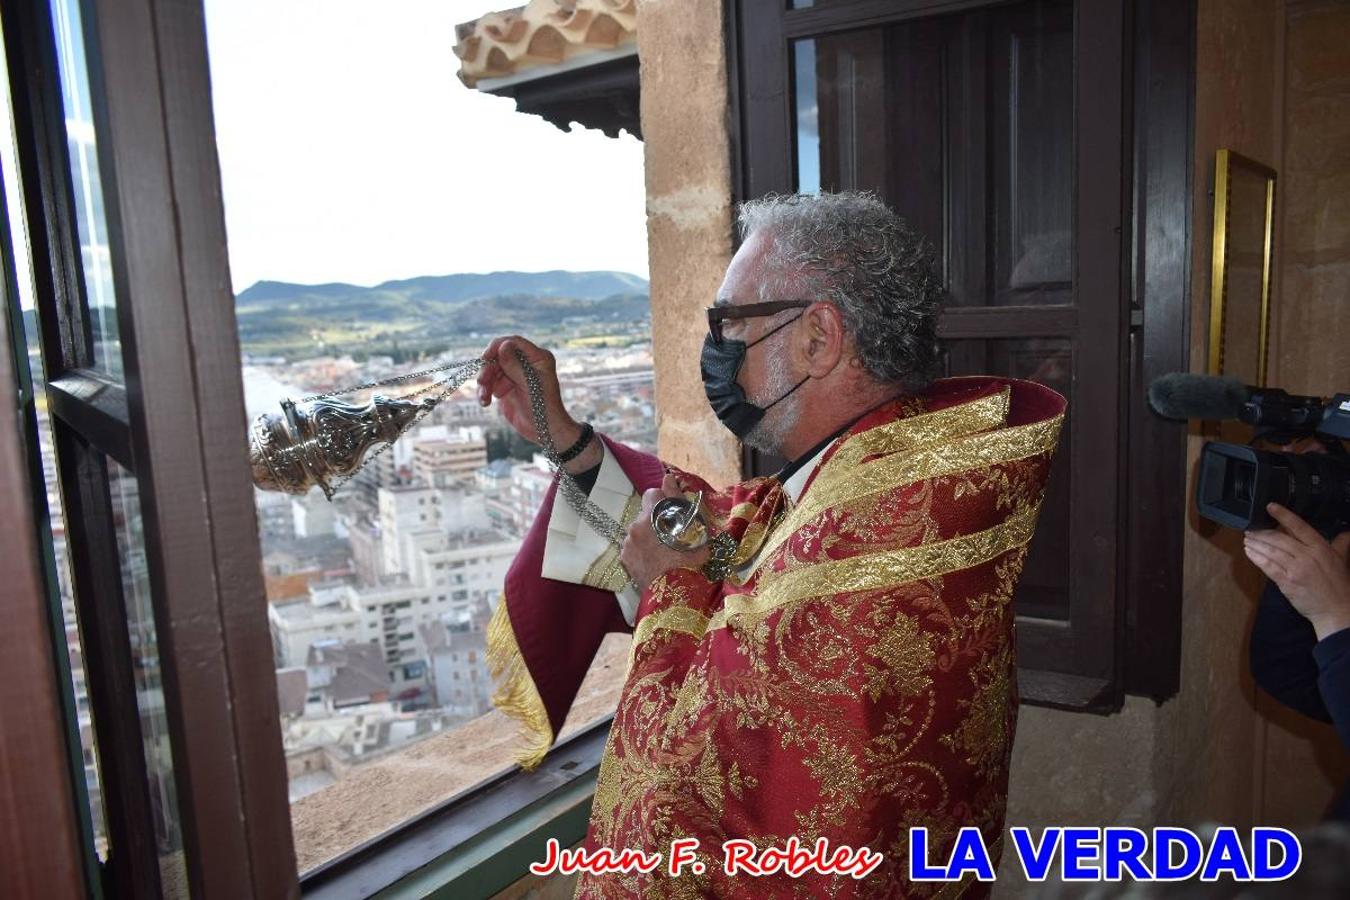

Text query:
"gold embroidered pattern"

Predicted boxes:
[[576, 382, 1064, 899], [745, 388, 1010, 574], [941, 644, 1015, 781], [820, 388, 1009, 473], [629, 606, 710, 666], [729, 499, 786, 569], [582, 490, 643, 591], [864, 612, 937, 701], [752, 414, 1062, 569], [712, 502, 1042, 631]]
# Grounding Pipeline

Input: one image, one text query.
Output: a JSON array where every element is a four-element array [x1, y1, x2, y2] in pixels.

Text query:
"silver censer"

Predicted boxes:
[[249, 394, 432, 500]]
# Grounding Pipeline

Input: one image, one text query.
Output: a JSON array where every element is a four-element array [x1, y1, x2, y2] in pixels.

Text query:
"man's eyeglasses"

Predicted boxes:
[[706, 300, 812, 346]]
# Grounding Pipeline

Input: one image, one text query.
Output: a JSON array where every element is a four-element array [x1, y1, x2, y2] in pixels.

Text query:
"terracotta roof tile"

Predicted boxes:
[[454, 0, 636, 88], [266, 570, 320, 602]]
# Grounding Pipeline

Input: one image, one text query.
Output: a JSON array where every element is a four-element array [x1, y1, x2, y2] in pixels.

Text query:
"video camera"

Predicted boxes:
[[1148, 374, 1350, 531]]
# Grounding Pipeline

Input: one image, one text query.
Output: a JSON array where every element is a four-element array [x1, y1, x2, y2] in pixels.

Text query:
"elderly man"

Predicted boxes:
[[477, 192, 1065, 898]]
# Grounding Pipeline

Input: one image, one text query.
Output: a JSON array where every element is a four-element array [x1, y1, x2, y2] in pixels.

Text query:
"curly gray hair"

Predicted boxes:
[[736, 191, 943, 392]]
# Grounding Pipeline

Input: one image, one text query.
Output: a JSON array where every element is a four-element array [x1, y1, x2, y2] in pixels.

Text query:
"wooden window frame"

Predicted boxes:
[[0, 156, 91, 899], [5, 0, 293, 893], [6, 2, 622, 895], [726, 0, 1194, 709]]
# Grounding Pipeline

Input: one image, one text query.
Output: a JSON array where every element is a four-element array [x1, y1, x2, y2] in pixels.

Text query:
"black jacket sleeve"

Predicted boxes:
[[1250, 580, 1333, 723], [1250, 579, 1350, 754], [1313, 626, 1350, 751]]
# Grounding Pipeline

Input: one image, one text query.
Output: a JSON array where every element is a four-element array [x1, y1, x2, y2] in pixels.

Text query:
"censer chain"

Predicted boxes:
[[516, 350, 629, 552], [299, 358, 486, 404], [311, 351, 633, 584]]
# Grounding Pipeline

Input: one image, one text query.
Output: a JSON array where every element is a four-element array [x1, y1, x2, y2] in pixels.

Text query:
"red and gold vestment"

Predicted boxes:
[[489, 376, 1065, 898]]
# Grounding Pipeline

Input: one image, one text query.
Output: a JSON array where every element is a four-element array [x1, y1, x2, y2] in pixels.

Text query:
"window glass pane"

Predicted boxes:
[[49, 0, 121, 375], [1, 35, 108, 862], [942, 337, 1071, 620], [27, 370, 111, 864], [793, 41, 820, 194], [992, 5, 1073, 300], [791, 0, 1074, 306], [108, 459, 189, 896], [207, 3, 648, 872]]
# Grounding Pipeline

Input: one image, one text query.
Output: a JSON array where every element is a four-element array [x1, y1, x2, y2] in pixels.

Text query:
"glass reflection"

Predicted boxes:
[[1, 26, 109, 863], [50, 0, 121, 376], [108, 461, 188, 896], [794, 41, 820, 194]]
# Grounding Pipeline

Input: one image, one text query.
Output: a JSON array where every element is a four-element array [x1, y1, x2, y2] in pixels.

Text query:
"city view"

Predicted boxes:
[[32, 276, 655, 871], [242, 277, 652, 867]]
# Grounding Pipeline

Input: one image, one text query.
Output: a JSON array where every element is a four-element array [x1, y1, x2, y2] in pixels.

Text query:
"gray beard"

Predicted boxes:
[[742, 345, 803, 456]]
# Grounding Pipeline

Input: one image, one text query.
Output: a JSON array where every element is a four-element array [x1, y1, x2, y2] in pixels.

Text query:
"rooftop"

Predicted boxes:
[[288, 632, 629, 872], [479, 458, 516, 478], [272, 594, 358, 625], [453, 0, 636, 89], [276, 668, 309, 718], [307, 641, 390, 706]]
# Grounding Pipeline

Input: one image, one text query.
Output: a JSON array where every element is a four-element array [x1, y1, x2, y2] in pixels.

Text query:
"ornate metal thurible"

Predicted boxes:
[[249, 357, 483, 500], [247, 349, 741, 588], [250, 394, 432, 500]]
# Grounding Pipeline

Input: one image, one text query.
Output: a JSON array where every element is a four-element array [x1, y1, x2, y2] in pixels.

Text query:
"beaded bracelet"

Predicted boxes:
[[557, 422, 595, 463]]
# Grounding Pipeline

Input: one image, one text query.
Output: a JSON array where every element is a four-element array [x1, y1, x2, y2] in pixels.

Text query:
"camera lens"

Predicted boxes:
[[1230, 461, 1254, 504]]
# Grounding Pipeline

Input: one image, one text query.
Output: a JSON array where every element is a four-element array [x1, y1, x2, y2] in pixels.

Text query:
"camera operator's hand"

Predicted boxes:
[[1245, 503, 1350, 640], [476, 336, 600, 473]]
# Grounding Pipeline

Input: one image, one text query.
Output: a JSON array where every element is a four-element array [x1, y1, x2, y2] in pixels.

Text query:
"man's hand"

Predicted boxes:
[[476, 335, 600, 473], [620, 474, 713, 594], [1245, 502, 1350, 640]]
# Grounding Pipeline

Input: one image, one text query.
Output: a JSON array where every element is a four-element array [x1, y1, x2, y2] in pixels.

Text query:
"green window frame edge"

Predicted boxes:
[[301, 720, 611, 900], [376, 769, 596, 900]]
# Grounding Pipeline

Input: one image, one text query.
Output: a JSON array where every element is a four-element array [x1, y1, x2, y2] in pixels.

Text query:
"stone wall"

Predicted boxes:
[[1258, 0, 1350, 824], [1269, 0, 1350, 398], [634, 0, 741, 487]]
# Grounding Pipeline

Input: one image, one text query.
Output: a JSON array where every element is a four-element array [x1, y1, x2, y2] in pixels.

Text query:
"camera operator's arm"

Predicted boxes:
[[1246, 502, 1350, 748], [1250, 580, 1333, 722]]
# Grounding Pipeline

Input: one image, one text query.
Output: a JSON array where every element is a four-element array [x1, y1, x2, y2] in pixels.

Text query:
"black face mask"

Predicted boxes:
[[700, 314, 809, 439]]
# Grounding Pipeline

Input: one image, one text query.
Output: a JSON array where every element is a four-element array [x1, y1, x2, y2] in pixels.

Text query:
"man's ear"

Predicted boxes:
[[800, 302, 845, 377]]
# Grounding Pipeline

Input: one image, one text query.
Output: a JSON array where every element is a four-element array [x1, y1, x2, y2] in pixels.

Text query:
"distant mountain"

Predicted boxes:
[[233, 270, 650, 357], [236, 270, 648, 307]]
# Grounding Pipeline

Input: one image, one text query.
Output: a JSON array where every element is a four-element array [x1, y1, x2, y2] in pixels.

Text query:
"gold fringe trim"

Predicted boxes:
[[487, 593, 554, 771]]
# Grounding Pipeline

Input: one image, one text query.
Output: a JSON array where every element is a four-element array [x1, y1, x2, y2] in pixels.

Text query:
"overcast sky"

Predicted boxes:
[[203, 0, 649, 291]]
